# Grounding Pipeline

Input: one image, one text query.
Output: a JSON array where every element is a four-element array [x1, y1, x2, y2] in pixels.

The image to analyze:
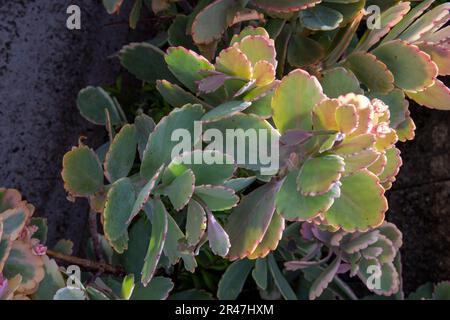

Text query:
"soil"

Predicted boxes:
[[0, 0, 448, 295]]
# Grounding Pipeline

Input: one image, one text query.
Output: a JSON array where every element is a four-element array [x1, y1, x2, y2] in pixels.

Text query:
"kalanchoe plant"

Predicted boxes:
[[62, 2, 450, 300]]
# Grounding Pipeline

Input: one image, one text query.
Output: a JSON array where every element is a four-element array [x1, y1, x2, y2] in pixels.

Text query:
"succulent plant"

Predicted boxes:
[[62, 2, 450, 300]]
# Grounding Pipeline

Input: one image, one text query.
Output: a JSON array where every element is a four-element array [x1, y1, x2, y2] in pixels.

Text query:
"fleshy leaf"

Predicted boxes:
[[104, 124, 137, 183], [378, 147, 402, 183], [156, 80, 208, 108], [194, 185, 238, 211], [223, 177, 256, 192], [207, 211, 231, 257], [140, 104, 204, 180], [324, 170, 388, 232], [164, 169, 195, 211], [335, 104, 358, 134], [276, 171, 339, 221], [186, 200, 207, 247], [0, 188, 22, 212], [248, 213, 285, 259], [0, 205, 29, 241], [267, 254, 297, 300], [226, 182, 281, 260], [119, 43, 177, 83], [164, 213, 196, 268], [62, 145, 104, 197], [141, 199, 168, 286], [378, 221, 402, 251], [31, 256, 65, 300], [288, 33, 325, 68], [297, 155, 345, 196], [252, 257, 268, 290], [309, 253, 342, 300], [333, 134, 376, 156], [342, 230, 380, 254], [201, 101, 252, 123], [273, 69, 325, 133], [135, 113, 155, 160], [230, 26, 270, 45], [217, 259, 254, 300], [301, 5, 343, 31], [358, 259, 399, 296], [103, 0, 124, 14], [251, 0, 322, 13], [406, 79, 450, 110], [165, 47, 214, 92], [215, 46, 252, 79], [371, 40, 438, 92], [131, 277, 174, 300], [163, 150, 235, 186], [103, 177, 136, 253], [54, 287, 86, 300], [234, 35, 277, 67], [320, 67, 363, 98], [418, 43, 450, 76], [77, 87, 121, 125], [343, 150, 379, 175], [192, 0, 240, 45], [3, 240, 45, 295], [345, 52, 395, 94]]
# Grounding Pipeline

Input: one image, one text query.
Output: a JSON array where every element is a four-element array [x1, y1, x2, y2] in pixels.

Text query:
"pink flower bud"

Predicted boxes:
[[371, 98, 389, 114], [32, 244, 47, 256]]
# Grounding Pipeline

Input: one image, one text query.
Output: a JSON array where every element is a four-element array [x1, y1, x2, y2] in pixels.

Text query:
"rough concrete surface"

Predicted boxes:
[[0, 0, 146, 252], [0, 0, 448, 294]]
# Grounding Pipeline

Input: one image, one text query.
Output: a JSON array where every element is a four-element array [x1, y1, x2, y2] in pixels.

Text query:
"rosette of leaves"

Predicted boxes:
[[0, 188, 49, 299], [285, 221, 403, 299]]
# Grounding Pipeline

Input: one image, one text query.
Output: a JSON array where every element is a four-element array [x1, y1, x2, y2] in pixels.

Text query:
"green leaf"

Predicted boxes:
[[202, 101, 252, 123], [215, 46, 252, 79], [345, 52, 395, 94], [77, 87, 121, 125], [234, 35, 277, 67], [54, 287, 86, 300], [129, 0, 142, 29], [119, 43, 177, 84], [53, 239, 74, 255], [168, 15, 196, 50], [297, 155, 345, 196], [29, 217, 48, 244], [276, 171, 339, 221], [223, 177, 256, 192], [268, 254, 297, 300], [406, 79, 450, 110], [320, 67, 363, 98], [186, 200, 207, 246], [301, 5, 343, 31], [418, 43, 450, 76], [288, 33, 325, 68], [204, 113, 280, 172], [207, 211, 230, 258], [369, 89, 407, 128], [141, 199, 168, 286], [127, 165, 164, 225], [163, 150, 236, 186], [165, 169, 195, 211], [31, 256, 65, 300], [252, 0, 322, 13], [248, 212, 285, 259], [194, 185, 238, 211], [156, 80, 208, 108], [192, 0, 240, 45], [165, 47, 214, 92], [309, 253, 342, 300], [324, 170, 388, 232], [104, 124, 137, 183], [273, 69, 325, 132], [252, 257, 268, 290], [217, 259, 254, 300], [169, 289, 214, 300], [226, 182, 281, 260], [62, 145, 103, 197], [131, 277, 174, 300], [103, 177, 136, 253], [164, 213, 194, 266], [121, 274, 135, 300], [140, 104, 204, 180], [358, 259, 399, 296], [0, 205, 28, 240], [135, 113, 155, 160], [371, 40, 438, 92], [433, 282, 450, 300]]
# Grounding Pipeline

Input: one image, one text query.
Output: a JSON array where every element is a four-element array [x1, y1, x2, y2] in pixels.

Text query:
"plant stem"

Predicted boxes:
[[88, 210, 104, 263], [46, 250, 124, 276]]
